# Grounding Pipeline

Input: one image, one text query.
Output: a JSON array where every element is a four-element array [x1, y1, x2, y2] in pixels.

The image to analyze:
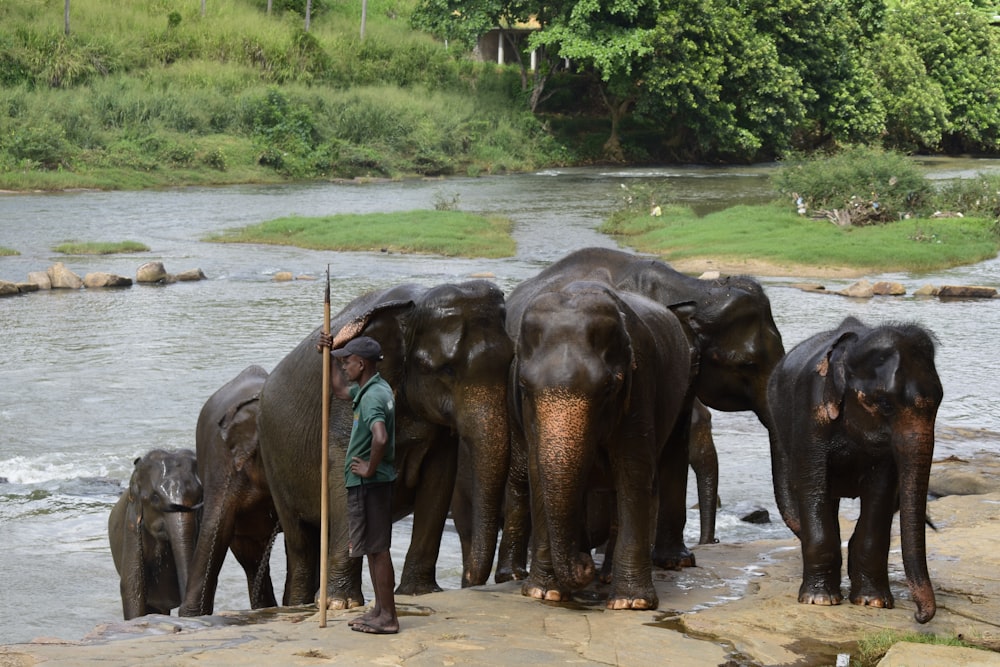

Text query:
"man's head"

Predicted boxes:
[[332, 336, 383, 362], [332, 336, 383, 381]]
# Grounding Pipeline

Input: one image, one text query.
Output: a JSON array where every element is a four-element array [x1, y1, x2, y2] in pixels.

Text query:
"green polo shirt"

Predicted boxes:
[[344, 372, 396, 488]]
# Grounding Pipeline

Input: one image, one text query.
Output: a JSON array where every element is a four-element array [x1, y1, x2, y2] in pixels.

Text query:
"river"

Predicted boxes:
[[1, 162, 998, 644]]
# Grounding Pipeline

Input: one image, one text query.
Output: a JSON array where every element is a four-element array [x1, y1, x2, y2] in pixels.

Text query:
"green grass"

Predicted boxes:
[[601, 202, 1000, 274], [854, 629, 981, 667], [0, 246, 20, 256], [210, 209, 517, 258], [52, 240, 150, 254]]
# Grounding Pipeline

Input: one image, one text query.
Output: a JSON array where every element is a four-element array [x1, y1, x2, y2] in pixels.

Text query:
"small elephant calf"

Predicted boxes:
[[108, 448, 203, 620], [766, 316, 942, 623]]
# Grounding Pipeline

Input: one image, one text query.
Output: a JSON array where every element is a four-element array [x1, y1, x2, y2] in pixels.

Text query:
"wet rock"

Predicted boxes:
[[48, 262, 83, 289], [872, 281, 906, 296], [136, 262, 169, 283], [16, 282, 39, 293], [914, 284, 939, 297], [0, 280, 19, 297], [27, 271, 51, 289], [174, 268, 206, 282], [272, 272, 294, 282], [938, 285, 998, 299], [837, 279, 874, 298], [740, 508, 771, 524], [84, 272, 133, 288], [791, 283, 826, 292]]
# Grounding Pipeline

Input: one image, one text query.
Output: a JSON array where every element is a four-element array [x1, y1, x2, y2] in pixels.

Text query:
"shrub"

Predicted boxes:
[[773, 146, 934, 224]]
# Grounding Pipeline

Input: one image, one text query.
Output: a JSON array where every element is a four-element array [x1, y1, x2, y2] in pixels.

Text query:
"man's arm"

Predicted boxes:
[[351, 420, 388, 479]]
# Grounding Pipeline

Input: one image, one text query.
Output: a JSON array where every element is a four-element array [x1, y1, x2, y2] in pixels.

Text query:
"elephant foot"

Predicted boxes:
[[521, 580, 570, 602], [326, 594, 365, 611], [607, 592, 658, 610], [798, 580, 843, 606], [652, 546, 696, 571], [396, 579, 443, 596]]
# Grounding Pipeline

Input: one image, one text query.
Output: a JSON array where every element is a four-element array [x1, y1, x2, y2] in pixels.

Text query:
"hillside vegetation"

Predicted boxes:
[[0, 0, 568, 189]]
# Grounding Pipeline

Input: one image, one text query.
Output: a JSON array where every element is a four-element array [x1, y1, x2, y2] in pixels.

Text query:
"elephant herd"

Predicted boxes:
[[108, 246, 944, 625]]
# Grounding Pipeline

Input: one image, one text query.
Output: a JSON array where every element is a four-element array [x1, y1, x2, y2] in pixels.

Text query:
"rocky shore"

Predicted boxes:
[[2, 452, 999, 667]]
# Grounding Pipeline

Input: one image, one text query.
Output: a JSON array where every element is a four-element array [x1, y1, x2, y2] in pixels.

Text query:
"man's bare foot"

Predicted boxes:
[[347, 606, 378, 627], [350, 616, 399, 634]]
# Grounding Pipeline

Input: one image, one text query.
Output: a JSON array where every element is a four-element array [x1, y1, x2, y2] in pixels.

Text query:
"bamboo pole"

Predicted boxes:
[[319, 265, 331, 627]]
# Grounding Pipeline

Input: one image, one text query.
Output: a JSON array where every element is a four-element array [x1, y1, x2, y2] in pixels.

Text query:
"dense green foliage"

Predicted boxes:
[[52, 240, 150, 254], [210, 209, 517, 258], [1, 0, 999, 185]]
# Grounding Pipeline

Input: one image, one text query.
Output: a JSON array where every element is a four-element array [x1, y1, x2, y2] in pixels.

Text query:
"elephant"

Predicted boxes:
[[766, 316, 943, 624], [108, 448, 203, 620], [257, 280, 513, 609], [495, 247, 783, 583], [508, 278, 697, 609], [180, 364, 280, 617]]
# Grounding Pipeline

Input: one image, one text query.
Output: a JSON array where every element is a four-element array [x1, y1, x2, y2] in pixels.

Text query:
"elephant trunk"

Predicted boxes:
[[536, 390, 596, 591], [164, 510, 199, 601], [893, 409, 936, 624], [458, 385, 510, 587]]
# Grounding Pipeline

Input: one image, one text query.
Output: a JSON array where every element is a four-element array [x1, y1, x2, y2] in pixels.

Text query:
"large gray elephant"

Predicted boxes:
[[257, 280, 513, 609], [766, 316, 943, 624], [496, 247, 784, 582], [108, 449, 203, 620], [180, 364, 279, 617], [509, 279, 696, 609]]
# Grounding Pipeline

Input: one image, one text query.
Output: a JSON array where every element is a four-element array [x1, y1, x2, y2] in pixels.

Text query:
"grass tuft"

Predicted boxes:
[[53, 240, 150, 254], [209, 209, 516, 259]]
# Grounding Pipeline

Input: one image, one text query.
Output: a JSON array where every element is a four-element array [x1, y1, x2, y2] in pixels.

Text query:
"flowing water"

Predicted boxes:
[[1, 162, 999, 644]]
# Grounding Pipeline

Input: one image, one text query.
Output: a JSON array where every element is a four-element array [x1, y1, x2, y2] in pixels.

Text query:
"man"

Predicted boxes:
[[319, 334, 399, 635]]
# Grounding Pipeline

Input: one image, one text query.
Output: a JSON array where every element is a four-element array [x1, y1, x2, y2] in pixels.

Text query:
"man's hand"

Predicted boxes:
[[349, 456, 373, 478], [316, 332, 334, 353]]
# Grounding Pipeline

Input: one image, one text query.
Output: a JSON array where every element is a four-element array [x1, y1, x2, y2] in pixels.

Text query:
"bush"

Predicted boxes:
[[772, 146, 934, 224]]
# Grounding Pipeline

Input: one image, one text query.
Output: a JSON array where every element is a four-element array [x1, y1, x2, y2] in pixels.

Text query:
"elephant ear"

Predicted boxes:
[[667, 300, 702, 382], [218, 394, 261, 472], [331, 299, 414, 349], [816, 331, 858, 421]]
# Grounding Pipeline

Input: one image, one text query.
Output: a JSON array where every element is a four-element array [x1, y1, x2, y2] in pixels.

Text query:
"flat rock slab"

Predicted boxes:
[[3, 494, 999, 666]]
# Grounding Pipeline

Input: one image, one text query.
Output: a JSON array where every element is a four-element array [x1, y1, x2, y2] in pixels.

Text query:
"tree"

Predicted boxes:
[[885, 0, 1000, 153], [530, 0, 661, 160], [410, 0, 569, 112], [64, 0, 70, 36]]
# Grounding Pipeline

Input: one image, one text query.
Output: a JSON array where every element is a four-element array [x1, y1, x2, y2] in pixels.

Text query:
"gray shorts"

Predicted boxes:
[[346, 481, 393, 558]]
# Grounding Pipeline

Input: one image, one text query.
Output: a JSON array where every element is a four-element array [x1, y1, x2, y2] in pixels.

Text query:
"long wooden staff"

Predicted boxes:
[[319, 265, 331, 627]]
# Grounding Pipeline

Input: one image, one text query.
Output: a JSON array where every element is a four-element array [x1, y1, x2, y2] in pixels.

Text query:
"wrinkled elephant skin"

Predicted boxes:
[[511, 280, 695, 609], [497, 247, 783, 585], [108, 449, 203, 620], [180, 364, 279, 617], [767, 316, 942, 623], [258, 280, 512, 609]]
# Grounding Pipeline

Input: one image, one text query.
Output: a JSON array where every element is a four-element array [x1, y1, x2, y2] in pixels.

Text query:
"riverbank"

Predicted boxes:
[[3, 453, 999, 667]]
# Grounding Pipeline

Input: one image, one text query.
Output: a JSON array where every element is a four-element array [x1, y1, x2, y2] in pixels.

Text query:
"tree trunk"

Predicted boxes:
[[64, 0, 70, 36], [305, 0, 312, 31], [360, 0, 367, 41]]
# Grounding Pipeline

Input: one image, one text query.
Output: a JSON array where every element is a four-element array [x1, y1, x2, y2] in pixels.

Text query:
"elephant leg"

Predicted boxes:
[[496, 434, 531, 583], [797, 480, 844, 606], [848, 478, 895, 608], [181, 500, 237, 616], [230, 525, 279, 610], [607, 456, 658, 610], [396, 442, 457, 595], [652, 414, 695, 570], [279, 517, 321, 607]]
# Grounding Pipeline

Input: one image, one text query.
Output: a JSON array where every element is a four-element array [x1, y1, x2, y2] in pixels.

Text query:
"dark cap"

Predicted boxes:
[[332, 336, 383, 361]]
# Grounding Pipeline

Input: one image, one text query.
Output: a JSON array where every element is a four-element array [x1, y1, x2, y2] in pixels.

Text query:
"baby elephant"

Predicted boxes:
[[766, 316, 942, 623], [108, 448, 203, 620]]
